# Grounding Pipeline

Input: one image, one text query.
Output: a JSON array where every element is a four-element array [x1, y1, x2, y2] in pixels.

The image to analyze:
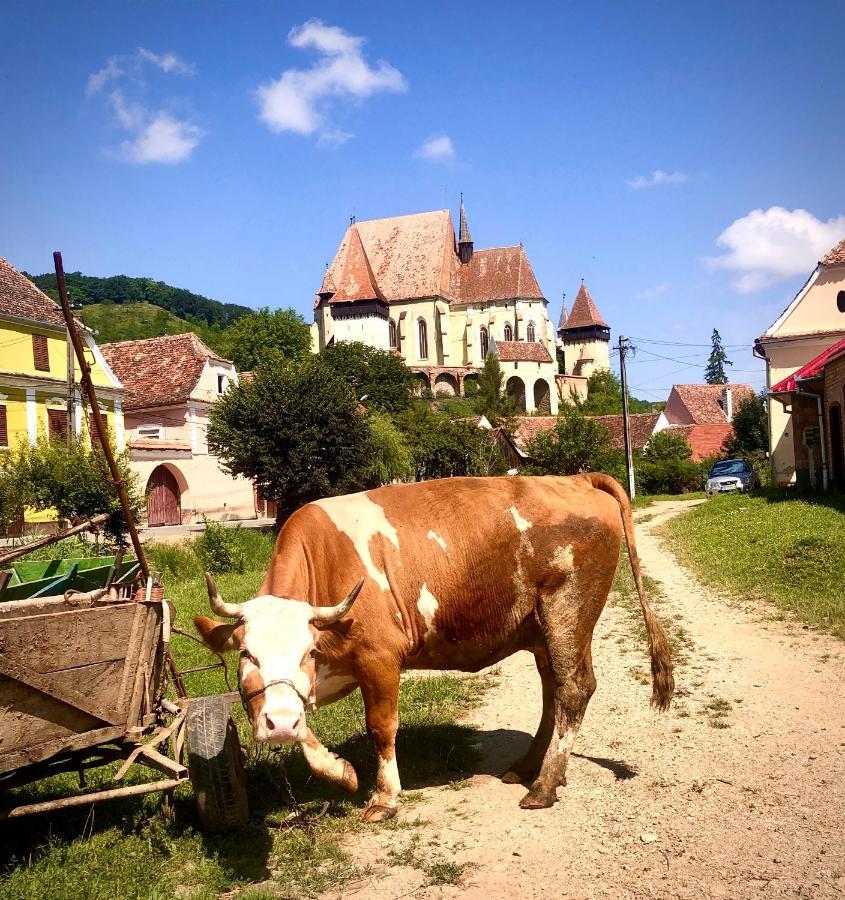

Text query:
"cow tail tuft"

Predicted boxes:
[[583, 473, 675, 711]]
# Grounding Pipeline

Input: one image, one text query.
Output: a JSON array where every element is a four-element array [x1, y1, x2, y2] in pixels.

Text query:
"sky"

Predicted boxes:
[[2, 0, 845, 399]]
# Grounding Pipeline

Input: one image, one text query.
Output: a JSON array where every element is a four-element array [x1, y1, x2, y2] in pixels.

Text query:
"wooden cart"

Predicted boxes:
[[0, 591, 249, 831]]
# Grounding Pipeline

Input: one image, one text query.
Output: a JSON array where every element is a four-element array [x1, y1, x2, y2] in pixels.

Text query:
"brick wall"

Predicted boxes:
[[823, 355, 845, 486]]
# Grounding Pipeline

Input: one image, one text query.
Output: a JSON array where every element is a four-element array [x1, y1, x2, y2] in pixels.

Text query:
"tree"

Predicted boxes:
[[636, 430, 700, 494], [364, 411, 414, 485], [704, 328, 732, 385], [578, 370, 659, 415], [322, 341, 415, 414], [474, 354, 517, 424], [207, 356, 374, 522], [524, 406, 618, 475], [219, 307, 311, 371], [723, 393, 769, 456]]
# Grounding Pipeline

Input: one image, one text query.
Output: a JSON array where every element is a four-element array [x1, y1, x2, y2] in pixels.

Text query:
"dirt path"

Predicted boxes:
[[324, 500, 845, 900]]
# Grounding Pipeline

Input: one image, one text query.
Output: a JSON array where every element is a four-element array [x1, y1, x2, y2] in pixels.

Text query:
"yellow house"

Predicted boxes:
[[0, 255, 125, 527], [755, 237, 845, 485]]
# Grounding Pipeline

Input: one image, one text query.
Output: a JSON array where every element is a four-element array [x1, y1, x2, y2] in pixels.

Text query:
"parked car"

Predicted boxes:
[[705, 458, 758, 496]]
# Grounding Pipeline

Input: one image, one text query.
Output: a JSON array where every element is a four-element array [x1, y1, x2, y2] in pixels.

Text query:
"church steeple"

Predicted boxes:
[[457, 194, 474, 264]]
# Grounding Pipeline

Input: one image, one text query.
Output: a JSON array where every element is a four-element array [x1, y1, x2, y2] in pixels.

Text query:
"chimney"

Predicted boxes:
[[724, 387, 733, 422]]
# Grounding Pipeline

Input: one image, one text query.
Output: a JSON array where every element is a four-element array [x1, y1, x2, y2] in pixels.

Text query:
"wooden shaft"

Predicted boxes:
[[53, 252, 150, 580], [0, 513, 109, 566]]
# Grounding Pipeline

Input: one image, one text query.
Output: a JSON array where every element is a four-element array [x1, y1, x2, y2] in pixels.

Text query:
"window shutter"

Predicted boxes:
[[47, 409, 68, 442], [0, 406, 7, 447], [88, 412, 109, 448], [32, 334, 50, 371]]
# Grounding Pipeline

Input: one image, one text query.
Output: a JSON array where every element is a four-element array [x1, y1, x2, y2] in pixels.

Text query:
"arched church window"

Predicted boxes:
[[418, 318, 429, 359], [480, 326, 489, 360], [389, 318, 398, 349], [527, 321, 536, 342], [504, 322, 513, 342]]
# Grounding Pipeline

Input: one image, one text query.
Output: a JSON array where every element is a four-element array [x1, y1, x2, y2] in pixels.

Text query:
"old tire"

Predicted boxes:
[[186, 696, 249, 832]]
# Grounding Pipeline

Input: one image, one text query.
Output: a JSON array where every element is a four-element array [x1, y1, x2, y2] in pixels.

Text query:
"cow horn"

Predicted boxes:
[[311, 578, 364, 625], [205, 573, 243, 618]]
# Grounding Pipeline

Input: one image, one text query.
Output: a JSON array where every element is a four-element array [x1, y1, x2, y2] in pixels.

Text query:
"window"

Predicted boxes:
[[0, 405, 7, 447], [418, 318, 428, 359], [88, 413, 110, 449], [47, 409, 68, 442], [527, 321, 536, 342], [32, 334, 49, 372], [838, 290, 845, 313], [138, 424, 163, 440], [217, 373, 227, 395], [479, 326, 489, 361], [504, 322, 513, 341], [389, 318, 398, 349]]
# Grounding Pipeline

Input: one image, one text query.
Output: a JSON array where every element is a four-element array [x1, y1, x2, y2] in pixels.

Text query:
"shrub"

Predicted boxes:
[[637, 429, 700, 494], [524, 406, 615, 475], [195, 519, 245, 575]]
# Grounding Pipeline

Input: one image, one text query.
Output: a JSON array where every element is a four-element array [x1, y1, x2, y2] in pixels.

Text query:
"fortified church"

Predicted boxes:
[[312, 202, 611, 413]]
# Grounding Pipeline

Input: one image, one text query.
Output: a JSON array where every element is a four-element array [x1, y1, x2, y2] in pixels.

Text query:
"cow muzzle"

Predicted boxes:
[[253, 707, 307, 744]]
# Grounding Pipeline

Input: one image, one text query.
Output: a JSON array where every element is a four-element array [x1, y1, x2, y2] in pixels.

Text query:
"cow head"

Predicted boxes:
[[194, 573, 363, 744]]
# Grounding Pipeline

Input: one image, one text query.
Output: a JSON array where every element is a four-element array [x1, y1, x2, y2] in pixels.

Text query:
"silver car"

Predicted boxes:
[[706, 458, 757, 496]]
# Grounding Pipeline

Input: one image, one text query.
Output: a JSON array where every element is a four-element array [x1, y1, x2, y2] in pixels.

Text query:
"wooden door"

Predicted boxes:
[[146, 466, 181, 526]]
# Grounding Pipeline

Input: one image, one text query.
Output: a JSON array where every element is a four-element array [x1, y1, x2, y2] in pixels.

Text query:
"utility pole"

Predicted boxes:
[[618, 335, 635, 499], [66, 324, 75, 447]]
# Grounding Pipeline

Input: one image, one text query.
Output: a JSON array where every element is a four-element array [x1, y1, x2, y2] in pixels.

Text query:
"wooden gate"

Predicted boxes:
[[146, 466, 181, 527]]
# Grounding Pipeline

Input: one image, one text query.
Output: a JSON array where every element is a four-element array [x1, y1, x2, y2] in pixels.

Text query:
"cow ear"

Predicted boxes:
[[313, 617, 354, 637], [193, 616, 243, 652]]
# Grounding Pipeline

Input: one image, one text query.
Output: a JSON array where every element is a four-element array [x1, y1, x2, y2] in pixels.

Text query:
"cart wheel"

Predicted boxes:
[[186, 696, 249, 832]]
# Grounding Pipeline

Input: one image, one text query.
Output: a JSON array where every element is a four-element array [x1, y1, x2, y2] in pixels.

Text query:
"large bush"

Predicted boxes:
[[524, 406, 619, 475], [219, 307, 310, 371], [637, 430, 701, 494], [322, 341, 415, 414]]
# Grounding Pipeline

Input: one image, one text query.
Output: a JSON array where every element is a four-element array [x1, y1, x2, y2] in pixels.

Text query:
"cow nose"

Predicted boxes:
[[256, 711, 305, 744]]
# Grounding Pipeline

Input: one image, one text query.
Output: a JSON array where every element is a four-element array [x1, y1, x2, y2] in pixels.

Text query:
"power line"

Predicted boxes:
[[628, 335, 750, 350]]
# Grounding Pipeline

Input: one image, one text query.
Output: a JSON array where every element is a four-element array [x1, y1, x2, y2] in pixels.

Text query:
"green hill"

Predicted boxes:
[[78, 302, 226, 350]]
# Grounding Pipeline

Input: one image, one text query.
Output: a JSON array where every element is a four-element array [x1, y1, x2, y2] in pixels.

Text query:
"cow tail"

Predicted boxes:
[[583, 473, 675, 711]]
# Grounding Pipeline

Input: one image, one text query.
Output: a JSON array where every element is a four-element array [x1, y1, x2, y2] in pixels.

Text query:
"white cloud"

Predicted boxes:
[[256, 19, 406, 140], [414, 134, 455, 163], [708, 207, 845, 293], [88, 48, 201, 164], [627, 170, 689, 190]]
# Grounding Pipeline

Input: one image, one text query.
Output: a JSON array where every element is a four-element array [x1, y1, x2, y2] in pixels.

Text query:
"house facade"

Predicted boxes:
[[100, 333, 255, 526], [755, 237, 845, 485], [0, 256, 125, 530], [311, 204, 561, 414]]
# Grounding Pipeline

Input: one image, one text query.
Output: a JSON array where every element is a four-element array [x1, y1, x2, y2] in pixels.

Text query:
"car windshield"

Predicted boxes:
[[710, 460, 748, 476]]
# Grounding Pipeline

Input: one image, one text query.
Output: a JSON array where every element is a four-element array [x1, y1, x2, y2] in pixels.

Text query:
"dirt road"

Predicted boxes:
[[327, 500, 845, 900]]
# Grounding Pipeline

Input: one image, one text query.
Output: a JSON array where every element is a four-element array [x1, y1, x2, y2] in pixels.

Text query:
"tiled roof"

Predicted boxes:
[[494, 340, 553, 363], [770, 337, 845, 392], [101, 332, 228, 410], [560, 283, 609, 330], [239, 371, 255, 384], [0, 256, 69, 329], [458, 199, 473, 245], [557, 301, 569, 331], [670, 384, 755, 425], [329, 225, 386, 305], [663, 424, 734, 461], [512, 412, 660, 453], [820, 237, 845, 267], [458, 245, 543, 303]]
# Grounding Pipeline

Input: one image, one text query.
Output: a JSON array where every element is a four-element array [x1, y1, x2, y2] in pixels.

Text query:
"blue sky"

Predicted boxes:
[[2, 0, 844, 398]]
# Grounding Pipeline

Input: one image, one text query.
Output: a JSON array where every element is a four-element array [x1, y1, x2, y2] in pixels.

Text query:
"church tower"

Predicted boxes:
[[557, 282, 610, 378], [457, 196, 474, 265]]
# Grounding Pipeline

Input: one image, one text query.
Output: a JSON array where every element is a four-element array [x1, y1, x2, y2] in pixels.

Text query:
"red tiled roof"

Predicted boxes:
[[494, 340, 553, 363], [669, 384, 755, 425], [329, 225, 386, 305], [239, 371, 255, 383], [560, 283, 608, 330], [820, 237, 845, 267], [458, 245, 543, 303], [0, 256, 70, 329], [770, 337, 845, 393], [512, 412, 659, 453], [663, 424, 734, 461], [101, 332, 229, 410]]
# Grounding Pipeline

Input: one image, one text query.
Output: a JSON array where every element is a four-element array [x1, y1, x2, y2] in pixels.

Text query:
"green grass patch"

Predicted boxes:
[[665, 489, 845, 638], [0, 530, 490, 899], [632, 491, 707, 510]]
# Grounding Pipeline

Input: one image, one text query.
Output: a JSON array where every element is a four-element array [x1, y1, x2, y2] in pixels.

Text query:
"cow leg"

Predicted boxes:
[[358, 664, 402, 823], [502, 647, 556, 784], [519, 646, 597, 809], [300, 728, 358, 793]]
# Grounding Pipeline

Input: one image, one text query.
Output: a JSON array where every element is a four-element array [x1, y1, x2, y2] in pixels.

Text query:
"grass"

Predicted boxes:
[[0, 529, 490, 899], [665, 489, 845, 638], [78, 302, 223, 351], [632, 491, 707, 510]]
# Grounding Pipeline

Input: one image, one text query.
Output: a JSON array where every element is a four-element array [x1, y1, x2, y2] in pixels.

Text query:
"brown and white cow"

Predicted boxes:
[[195, 473, 673, 822]]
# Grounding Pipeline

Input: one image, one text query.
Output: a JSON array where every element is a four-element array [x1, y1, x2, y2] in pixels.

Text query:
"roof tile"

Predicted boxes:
[[329, 225, 386, 304], [820, 237, 845, 267], [494, 340, 553, 363], [670, 383, 755, 425], [560, 283, 608, 330], [0, 256, 69, 329], [458, 245, 543, 303]]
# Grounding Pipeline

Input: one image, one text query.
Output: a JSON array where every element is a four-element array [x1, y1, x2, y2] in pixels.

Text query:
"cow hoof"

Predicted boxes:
[[519, 789, 556, 810], [361, 803, 397, 823]]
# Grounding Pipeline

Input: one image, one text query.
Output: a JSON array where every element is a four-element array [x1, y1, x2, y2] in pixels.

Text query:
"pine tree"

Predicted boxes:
[[704, 328, 732, 385]]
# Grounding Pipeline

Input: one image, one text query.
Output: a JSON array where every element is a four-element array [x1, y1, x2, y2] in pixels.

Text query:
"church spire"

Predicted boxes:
[[457, 193, 473, 264]]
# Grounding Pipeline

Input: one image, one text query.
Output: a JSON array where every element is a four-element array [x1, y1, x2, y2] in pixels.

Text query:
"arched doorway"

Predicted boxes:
[[146, 465, 182, 526], [506, 376, 526, 412], [412, 372, 431, 396], [830, 403, 844, 489], [533, 378, 551, 414], [463, 373, 480, 396], [434, 373, 459, 396]]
